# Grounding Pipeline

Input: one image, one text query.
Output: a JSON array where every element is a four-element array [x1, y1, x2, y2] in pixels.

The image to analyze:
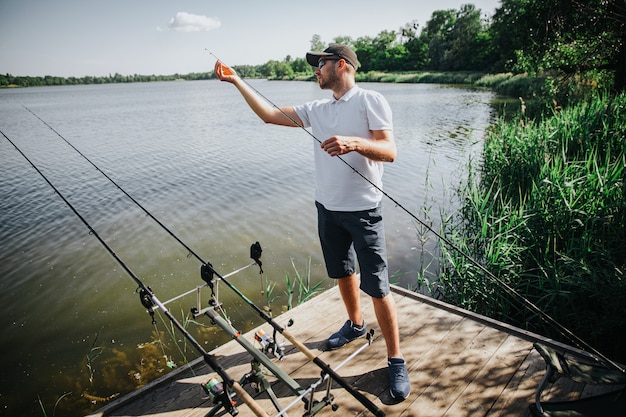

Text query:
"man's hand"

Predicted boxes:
[[321, 136, 356, 157], [321, 131, 396, 162], [214, 61, 237, 83]]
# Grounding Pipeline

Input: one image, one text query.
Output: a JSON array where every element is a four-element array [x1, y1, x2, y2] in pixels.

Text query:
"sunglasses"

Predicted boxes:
[[318, 58, 340, 69]]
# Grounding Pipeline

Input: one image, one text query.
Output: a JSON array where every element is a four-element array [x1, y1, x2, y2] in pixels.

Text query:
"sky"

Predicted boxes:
[[0, 0, 501, 78]]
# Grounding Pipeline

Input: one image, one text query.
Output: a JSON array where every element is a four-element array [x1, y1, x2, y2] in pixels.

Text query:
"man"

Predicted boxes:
[[214, 44, 410, 400]]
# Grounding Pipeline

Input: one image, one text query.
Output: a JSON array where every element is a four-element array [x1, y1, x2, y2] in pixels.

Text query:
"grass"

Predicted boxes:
[[262, 272, 280, 315], [355, 70, 485, 85], [38, 392, 72, 417], [284, 257, 327, 311], [433, 91, 626, 361], [85, 328, 106, 385]]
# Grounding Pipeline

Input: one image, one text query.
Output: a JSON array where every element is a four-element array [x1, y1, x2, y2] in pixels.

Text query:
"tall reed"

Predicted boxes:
[[284, 257, 327, 311], [437, 92, 626, 360]]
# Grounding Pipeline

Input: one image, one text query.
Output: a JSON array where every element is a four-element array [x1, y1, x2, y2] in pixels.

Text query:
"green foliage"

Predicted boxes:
[[262, 273, 279, 316], [85, 328, 107, 385], [284, 257, 327, 311], [491, 0, 625, 90], [437, 92, 626, 360], [355, 70, 484, 84], [38, 392, 72, 417]]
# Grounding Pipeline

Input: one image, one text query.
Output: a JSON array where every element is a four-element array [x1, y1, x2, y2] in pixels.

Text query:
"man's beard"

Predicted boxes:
[[318, 69, 339, 90]]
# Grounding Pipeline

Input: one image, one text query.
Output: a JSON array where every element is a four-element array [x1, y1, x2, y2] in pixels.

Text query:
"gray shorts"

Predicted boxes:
[[316, 201, 390, 298]]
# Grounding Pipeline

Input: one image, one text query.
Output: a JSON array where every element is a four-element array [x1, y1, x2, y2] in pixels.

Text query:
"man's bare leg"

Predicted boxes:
[[337, 273, 363, 325], [372, 293, 401, 358]]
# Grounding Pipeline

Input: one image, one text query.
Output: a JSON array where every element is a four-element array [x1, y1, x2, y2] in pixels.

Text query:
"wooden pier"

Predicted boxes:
[[89, 285, 621, 417]]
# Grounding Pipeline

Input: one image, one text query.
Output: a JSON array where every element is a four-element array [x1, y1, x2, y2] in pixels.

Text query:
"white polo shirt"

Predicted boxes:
[[294, 85, 393, 211]]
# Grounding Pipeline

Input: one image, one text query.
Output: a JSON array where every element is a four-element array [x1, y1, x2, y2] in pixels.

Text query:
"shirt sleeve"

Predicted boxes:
[[293, 104, 311, 128], [364, 91, 393, 131]]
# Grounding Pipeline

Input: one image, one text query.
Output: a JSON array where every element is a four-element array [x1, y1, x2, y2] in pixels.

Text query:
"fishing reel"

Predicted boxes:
[[202, 377, 239, 416], [253, 319, 294, 361], [254, 328, 285, 361], [138, 287, 157, 325]]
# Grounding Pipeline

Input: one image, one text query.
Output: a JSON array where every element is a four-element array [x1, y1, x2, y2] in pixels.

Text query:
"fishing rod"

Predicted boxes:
[[0, 129, 269, 417], [19, 106, 386, 416], [208, 54, 626, 375]]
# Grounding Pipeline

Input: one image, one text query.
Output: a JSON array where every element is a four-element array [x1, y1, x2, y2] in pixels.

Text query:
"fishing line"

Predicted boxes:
[[0, 128, 267, 416], [16, 108, 385, 416], [208, 53, 626, 374]]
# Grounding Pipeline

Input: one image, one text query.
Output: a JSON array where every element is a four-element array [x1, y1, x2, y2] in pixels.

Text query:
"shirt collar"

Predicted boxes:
[[333, 85, 359, 102]]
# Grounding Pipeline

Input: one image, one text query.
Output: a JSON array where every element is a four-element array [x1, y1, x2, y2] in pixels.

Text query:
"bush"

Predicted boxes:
[[436, 92, 626, 361]]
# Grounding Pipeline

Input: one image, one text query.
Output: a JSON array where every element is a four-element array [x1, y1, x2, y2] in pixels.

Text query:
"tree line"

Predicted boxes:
[[0, 72, 211, 88], [3, 0, 624, 92]]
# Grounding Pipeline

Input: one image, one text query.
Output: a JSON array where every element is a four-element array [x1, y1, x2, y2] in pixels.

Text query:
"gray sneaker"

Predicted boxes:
[[326, 320, 366, 350], [388, 358, 411, 400]]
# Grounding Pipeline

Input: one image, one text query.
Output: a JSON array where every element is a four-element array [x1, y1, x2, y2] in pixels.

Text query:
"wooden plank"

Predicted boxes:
[[321, 297, 477, 417], [404, 322, 507, 417], [487, 346, 545, 417], [444, 334, 532, 416], [311, 290, 466, 416], [90, 285, 622, 417]]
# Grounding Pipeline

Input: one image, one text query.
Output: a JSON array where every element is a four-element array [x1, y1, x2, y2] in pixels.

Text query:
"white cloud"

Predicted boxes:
[[167, 12, 221, 32]]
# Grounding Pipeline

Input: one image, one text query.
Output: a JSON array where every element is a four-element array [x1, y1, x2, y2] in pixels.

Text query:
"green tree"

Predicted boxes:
[[231, 65, 258, 78], [491, 0, 626, 91], [291, 57, 312, 74], [489, 0, 537, 71], [420, 9, 457, 70], [353, 36, 375, 71], [309, 34, 325, 52], [332, 35, 354, 47], [354, 30, 402, 71], [275, 61, 295, 79], [446, 4, 489, 70], [399, 20, 429, 71]]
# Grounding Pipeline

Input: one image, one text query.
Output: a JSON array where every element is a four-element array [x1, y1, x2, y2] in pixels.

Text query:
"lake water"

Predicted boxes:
[[0, 80, 495, 416]]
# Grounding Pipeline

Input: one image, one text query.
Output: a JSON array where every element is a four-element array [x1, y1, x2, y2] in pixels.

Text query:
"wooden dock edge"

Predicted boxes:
[[389, 285, 615, 362], [89, 284, 616, 416]]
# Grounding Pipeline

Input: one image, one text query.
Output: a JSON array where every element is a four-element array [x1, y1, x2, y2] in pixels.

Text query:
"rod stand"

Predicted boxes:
[[240, 360, 288, 416]]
